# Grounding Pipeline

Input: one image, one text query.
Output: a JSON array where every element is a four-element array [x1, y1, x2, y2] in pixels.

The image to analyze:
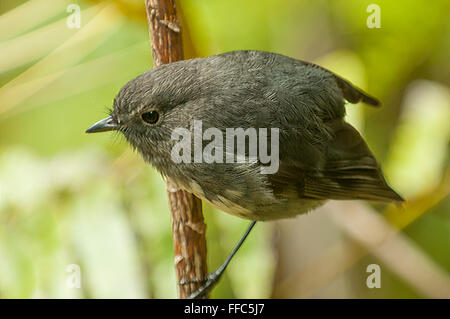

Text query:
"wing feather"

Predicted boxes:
[[268, 119, 403, 202]]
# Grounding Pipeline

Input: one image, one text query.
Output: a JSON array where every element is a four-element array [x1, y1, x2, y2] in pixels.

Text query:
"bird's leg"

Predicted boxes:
[[179, 221, 257, 299]]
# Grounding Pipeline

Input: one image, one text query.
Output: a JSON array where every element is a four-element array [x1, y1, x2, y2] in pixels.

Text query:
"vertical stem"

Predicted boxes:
[[144, 0, 208, 299]]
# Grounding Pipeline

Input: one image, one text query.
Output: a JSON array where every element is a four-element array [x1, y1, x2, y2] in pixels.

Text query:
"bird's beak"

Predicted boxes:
[[85, 116, 120, 134]]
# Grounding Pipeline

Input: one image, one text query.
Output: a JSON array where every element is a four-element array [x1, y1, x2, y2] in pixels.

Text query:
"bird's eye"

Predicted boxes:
[[141, 110, 159, 124]]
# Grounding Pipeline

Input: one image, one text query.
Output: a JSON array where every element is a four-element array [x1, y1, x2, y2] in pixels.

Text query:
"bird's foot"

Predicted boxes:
[[178, 221, 257, 299], [179, 269, 224, 299]]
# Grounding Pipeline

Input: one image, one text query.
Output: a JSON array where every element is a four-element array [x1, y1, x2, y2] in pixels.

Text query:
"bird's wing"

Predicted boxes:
[[268, 119, 403, 202]]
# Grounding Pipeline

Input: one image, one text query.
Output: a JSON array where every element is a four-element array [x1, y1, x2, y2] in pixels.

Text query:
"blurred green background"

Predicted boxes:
[[0, 0, 448, 298]]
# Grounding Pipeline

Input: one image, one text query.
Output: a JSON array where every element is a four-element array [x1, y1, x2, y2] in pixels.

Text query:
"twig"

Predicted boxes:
[[144, 0, 208, 299]]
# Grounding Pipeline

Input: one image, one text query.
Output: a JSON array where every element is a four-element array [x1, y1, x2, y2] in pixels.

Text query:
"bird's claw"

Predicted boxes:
[[178, 271, 222, 299], [187, 271, 221, 299]]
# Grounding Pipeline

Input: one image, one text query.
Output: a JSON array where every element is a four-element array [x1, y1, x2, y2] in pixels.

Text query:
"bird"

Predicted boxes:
[[86, 50, 404, 298]]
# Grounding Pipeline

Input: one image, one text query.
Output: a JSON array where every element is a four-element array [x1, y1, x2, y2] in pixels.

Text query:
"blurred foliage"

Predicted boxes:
[[0, 0, 448, 298]]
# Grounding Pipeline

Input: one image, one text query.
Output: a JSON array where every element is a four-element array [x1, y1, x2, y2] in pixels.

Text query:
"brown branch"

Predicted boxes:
[[144, 0, 208, 299]]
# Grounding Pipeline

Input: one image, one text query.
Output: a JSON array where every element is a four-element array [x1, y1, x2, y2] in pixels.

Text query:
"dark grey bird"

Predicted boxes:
[[86, 50, 403, 297]]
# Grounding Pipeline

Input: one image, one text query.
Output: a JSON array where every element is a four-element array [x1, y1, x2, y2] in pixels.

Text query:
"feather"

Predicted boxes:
[[332, 74, 381, 106], [269, 119, 403, 202]]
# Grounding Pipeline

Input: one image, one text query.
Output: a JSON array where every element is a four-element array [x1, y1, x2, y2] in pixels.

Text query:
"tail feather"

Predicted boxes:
[[304, 119, 404, 202], [333, 74, 381, 106], [305, 167, 404, 202]]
